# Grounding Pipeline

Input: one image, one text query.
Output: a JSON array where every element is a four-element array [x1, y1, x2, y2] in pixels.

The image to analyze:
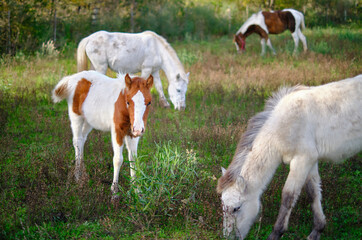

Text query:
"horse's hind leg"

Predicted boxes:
[[69, 113, 88, 182], [92, 63, 108, 74], [291, 32, 300, 55], [305, 163, 326, 240], [297, 28, 308, 52], [267, 155, 317, 240]]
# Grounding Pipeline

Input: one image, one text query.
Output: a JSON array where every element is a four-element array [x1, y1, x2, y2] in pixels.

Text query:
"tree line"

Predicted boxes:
[[1, 0, 360, 55]]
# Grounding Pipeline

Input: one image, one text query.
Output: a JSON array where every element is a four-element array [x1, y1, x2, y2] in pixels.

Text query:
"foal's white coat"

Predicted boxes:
[[52, 71, 153, 196], [236, 9, 307, 55], [218, 75, 362, 240], [77, 30, 189, 110]]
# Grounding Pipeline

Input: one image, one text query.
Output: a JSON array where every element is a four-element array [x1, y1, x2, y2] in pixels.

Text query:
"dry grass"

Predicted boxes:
[[188, 50, 359, 91]]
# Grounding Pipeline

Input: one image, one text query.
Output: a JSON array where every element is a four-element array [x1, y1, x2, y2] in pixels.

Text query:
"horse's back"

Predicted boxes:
[[270, 75, 362, 163], [262, 10, 294, 34], [70, 71, 126, 131], [85, 30, 161, 73]]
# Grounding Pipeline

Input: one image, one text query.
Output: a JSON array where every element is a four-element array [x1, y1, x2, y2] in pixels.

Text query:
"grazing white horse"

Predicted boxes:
[[77, 30, 189, 110], [217, 74, 362, 240], [234, 8, 307, 55], [52, 70, 153, 197]]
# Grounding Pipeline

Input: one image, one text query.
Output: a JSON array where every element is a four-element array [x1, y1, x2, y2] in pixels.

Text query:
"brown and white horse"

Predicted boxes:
[[52, 71, 153, 197], [234, 9, 307, 55]]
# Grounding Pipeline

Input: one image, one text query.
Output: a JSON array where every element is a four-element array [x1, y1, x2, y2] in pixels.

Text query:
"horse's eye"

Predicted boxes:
[[233, 206, 241, 213], [176, 89, 181, 93], [147, 101, 151, 106], [126, 102, 130, 105]]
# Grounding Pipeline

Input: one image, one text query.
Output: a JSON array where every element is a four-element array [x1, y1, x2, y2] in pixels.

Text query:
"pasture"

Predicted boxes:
[[0, 27, 361, 239]]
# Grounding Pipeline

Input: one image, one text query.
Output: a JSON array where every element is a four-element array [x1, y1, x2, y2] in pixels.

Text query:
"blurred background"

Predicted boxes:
[[1, 0, 361, 55]]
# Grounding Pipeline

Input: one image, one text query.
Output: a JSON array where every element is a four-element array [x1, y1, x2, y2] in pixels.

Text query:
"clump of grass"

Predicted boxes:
[[121, 142, 199, 229], [177, 48, 203, 67], [312, 41, 332, 54], [37, 40, 60, 58]]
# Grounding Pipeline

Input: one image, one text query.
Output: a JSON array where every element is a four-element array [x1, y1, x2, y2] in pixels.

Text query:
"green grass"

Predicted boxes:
[[0, 27, 361, 239]]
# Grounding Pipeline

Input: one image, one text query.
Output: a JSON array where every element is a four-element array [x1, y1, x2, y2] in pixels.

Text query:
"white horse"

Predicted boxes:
[[52, 70, 153, 197], [234, 9, 307, 55], [77, 30, 189, 110], [217, 74, 362, 239]]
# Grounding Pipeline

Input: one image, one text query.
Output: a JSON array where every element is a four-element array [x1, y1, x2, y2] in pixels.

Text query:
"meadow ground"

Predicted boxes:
[[0, 27, 361, 239]]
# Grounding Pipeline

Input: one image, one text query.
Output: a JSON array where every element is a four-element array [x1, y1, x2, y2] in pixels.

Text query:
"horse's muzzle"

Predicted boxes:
[[132, 127, 144, 137], [174, 101, 186, 111]]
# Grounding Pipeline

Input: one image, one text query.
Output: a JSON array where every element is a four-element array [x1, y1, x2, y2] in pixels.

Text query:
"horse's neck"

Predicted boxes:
[[241, 138, 281, 194], [158, 43, 185, 80], [239, 12, 268, 36]]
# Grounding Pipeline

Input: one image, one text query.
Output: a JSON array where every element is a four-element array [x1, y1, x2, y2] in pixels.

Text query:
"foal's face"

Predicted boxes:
[[125, 74, 153, 137], [220, 173, 260, 239], [234, 34, 246, 52]]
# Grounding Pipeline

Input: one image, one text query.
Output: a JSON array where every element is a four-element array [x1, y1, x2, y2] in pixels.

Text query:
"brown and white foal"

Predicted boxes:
[[234, 8, 307, 55], [52, 71, 153, 196]]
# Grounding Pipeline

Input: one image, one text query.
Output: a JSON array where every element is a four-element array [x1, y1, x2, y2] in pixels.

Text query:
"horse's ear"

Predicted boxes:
[[236, 175, 246, 191], [186, 72, 190, 78], [221, 167, 226, 176], [125, 73, 132, 89], [146, 75, 153, 88]]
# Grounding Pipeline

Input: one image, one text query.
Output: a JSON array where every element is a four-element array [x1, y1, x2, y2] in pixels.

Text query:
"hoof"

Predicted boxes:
[[111, 182, 119, 194], [111, 194, 120, 205], [74, 168, 89, 185], [307, 230, 321, 240], [159, 99, 170, 108]]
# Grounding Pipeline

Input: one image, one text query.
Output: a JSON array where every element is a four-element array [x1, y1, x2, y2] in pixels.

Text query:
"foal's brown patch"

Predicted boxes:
[[113, 91, 130, 146], [72, 78, 92, 115]]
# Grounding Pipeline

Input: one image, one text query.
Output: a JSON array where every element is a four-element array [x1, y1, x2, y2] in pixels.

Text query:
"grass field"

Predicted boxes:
[[0, 27, 361, 239]]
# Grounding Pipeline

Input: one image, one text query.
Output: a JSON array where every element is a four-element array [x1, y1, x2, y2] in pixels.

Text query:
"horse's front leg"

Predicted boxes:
[[125, 135, 140, 180], [267, 155, 317, 240], [266, 38, 276, 55], [260, 38, 267, 56], [110, 128, 124, 199], [143, 70, 170, 108], [305, 163, 326, 240]]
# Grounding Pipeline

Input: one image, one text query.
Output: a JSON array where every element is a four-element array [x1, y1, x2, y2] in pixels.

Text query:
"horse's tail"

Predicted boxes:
[[300, 13, 306, 30], [52, 76, 71, 103], [77, 36, 89, 72]]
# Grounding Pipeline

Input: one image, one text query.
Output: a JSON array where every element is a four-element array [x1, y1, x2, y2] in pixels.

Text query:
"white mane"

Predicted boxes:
[[236, 11, 269, 35], [143, 31, 186, 75]]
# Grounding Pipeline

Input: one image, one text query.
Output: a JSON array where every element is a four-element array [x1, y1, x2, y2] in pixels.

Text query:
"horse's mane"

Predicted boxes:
[[217, 85, 308, 193], [236, 11, 268, 35], [143, 31, 185, 74]]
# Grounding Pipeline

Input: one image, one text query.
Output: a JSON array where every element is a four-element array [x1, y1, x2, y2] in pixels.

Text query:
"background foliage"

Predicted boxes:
[[1, 0, 361, 55]]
